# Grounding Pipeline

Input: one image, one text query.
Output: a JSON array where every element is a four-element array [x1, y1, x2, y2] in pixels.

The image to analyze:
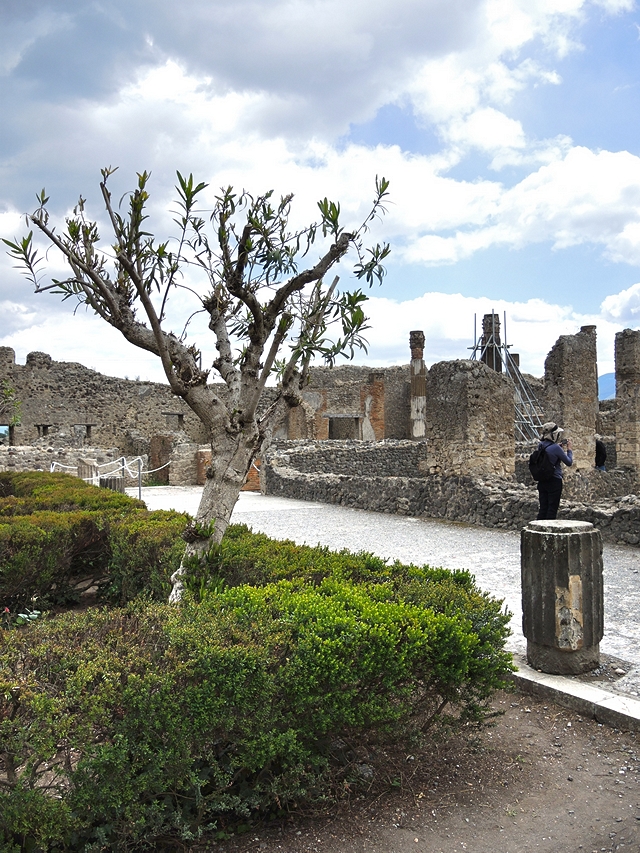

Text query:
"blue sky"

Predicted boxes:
[[2, 0, 640, 382]]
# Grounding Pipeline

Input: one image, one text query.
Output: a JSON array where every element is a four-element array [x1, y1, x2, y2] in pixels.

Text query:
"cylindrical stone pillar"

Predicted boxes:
[[521, 520, 603, 674], [409, 330, 427, 440]]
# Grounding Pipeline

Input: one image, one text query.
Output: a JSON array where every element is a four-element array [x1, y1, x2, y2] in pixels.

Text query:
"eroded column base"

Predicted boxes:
[[526, 640, 600, 675]]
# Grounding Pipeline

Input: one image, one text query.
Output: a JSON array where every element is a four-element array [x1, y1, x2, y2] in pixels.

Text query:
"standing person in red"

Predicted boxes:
[[536, 422, 573, 520]]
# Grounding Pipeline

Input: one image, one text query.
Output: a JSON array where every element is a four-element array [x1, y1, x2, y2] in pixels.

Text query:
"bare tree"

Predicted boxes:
[[4, 169, 389, 600]]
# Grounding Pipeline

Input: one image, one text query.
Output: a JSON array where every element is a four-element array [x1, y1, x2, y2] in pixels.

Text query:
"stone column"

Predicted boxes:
[[615, 328, 640, 472], [543, 325, 598, 473], [99, 476, 125, 493], [521, 519, 603, 674], [409, 331, 427, 440]]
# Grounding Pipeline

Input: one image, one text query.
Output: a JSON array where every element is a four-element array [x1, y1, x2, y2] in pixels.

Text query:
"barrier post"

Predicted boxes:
[[138, 457, 142, 501]]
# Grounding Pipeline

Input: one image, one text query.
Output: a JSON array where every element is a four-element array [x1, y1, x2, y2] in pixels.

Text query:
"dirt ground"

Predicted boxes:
[[205, 688, 640, 853]]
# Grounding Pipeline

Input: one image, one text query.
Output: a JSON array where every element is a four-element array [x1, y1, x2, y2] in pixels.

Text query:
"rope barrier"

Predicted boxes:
[[51, 455, 175, 501], [50, 457, 171, 479]]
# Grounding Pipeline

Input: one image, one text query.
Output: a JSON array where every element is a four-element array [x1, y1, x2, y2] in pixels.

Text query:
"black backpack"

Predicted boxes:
[[528, 445, 555, 482]]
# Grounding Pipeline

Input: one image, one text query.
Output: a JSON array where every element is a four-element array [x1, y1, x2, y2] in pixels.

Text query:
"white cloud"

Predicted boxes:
[[601, 281, 640, 322], [0, 301, 38, 334], [2, 0, 640, 388], [0, 313, 167, 382], [363, 290, 623, 376]]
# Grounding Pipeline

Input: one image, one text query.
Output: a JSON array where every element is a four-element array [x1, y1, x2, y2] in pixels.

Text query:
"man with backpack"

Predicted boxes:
[[530, 422, 573, 520]]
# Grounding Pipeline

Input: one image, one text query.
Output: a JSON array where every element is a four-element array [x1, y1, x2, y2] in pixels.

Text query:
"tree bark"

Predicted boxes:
[[168, 425, 260, 602]]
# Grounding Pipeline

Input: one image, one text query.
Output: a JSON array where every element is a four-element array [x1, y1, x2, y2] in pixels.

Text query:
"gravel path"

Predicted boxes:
[[131, 487, 640, 666]]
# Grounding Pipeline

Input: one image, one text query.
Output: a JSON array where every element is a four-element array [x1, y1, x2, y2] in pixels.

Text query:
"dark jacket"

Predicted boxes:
[[539, 439, 573, 479]]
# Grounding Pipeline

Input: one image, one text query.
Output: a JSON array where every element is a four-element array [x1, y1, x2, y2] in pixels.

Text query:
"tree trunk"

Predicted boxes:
[[168, 426, 259, 603]]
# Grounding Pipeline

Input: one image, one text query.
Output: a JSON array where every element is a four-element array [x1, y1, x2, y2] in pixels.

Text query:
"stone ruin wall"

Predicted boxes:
[[0, 445, 126, 477], [424, 359, 515, 477], [0, 346, 208, 451], [284, 364, 410, 441], [262, 440, 640, 547], [542, 325, 599, 474], [615, 329, 640, 472], [4, 321, 640, 544]]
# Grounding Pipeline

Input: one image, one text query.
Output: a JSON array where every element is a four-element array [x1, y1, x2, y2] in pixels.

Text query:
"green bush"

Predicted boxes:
[[0, 474, 513, 850], [0, 510, 107, 609], [103, 510, 190, 605], [0, 470, 145, 514], [0, 584, 512, 851], [0, 472, 186, 612]]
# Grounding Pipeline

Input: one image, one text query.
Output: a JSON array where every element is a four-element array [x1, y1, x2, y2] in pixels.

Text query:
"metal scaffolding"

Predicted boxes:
[[470, 311, 545, 442]]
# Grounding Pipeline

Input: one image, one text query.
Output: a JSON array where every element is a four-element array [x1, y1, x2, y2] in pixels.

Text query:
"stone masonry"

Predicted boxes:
[[263, 440, 640, 546], [615, 328, 640, 471], [424, 359, 515, 476], [284, 364, 408, 441], [543, 325, 599, 473], [0, 347, 208, 451]]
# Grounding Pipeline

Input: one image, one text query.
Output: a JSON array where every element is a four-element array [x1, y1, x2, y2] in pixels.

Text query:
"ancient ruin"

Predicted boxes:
[[2, 315, 640, 546]]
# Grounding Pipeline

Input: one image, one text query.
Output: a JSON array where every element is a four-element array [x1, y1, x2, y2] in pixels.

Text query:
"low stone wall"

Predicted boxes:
[[0, 446, 151, 490], [263, 442, 640, 547], [267, 439, 428, 477], [0, 445, 123, 475], [262, 460, 539, 528], [514, 453, 637, 501]]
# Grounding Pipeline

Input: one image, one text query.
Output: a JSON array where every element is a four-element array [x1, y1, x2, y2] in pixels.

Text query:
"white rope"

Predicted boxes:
[[50, 457, 171, 479]]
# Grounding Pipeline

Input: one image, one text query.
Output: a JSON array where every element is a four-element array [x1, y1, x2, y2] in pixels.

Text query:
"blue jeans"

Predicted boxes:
[[537, 477, 563, 520]]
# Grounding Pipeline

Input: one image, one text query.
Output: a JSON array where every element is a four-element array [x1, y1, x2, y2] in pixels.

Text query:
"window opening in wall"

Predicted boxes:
[[163, 412, 185, 430], [36, 424, 51, 438], [327, 415, 362, 440]]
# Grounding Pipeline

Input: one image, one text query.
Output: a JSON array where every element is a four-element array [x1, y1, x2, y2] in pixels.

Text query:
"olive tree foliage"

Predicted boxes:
[[4, 168, 389, 600]]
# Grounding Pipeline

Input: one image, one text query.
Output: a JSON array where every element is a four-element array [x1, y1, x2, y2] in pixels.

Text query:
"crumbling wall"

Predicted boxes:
[[265, 440, 428, 478], [543, 326, 598, 472], [262, 445, 640, 547], [424, 360, 515, 476], [597, 399, 616, 438], [0, 347, 208, 449], [615, 329, 640, 472], [287, 364, 401, 441], [168, 441, 199, 486]]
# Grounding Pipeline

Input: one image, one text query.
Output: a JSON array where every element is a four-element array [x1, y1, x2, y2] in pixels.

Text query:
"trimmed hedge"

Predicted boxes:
[[0, 586, 512, 851], [0, 472, 513, 851], [0, 472, 187, 611], [0, 471, 145, 514]]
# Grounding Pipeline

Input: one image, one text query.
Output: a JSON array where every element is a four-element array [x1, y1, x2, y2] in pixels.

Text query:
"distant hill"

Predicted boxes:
[[598, 373, 615, 400]]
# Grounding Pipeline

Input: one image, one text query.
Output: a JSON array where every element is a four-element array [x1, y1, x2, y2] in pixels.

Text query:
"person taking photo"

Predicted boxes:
[[536, 422, 573, 520]]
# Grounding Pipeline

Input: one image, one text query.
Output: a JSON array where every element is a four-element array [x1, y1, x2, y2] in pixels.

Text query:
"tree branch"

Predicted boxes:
[[265, 232, 351, 329], [29, 215, 121, 320]]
